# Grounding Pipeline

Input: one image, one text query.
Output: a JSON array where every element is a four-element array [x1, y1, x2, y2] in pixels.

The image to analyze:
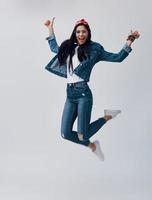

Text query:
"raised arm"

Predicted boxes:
[[44, 17, 59, 54], [97, 43, 132, 62], [98, 30, 140, 62]]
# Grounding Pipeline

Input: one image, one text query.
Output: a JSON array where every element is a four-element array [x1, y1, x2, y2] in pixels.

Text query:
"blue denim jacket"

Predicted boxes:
[[45, 33, 132, 82]]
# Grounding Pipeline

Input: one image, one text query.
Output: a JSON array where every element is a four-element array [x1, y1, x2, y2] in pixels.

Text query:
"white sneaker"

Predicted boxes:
[[104, 109, 121, 119], [93, 140, 104, 161]]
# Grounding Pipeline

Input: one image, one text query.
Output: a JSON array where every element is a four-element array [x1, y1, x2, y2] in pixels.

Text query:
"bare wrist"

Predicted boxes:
[[49, 28, 54, 36], [126, 40, 133, 47]]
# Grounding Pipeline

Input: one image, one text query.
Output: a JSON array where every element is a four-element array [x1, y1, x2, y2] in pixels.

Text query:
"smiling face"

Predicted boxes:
[[75, 25, 89, 45]]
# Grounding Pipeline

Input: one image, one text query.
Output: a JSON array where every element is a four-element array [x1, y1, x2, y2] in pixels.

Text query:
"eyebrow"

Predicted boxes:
[[76, 30, 87, 32]]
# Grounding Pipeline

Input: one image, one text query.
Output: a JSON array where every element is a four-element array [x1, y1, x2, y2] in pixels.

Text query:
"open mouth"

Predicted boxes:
[[78, 38, 85, 42]]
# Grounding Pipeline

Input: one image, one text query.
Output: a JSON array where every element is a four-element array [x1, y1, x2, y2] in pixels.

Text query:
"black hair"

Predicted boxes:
[[57, 23, 91, 74]]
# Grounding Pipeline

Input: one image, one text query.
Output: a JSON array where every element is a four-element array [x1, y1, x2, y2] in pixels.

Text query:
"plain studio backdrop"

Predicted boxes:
[[0, 0, 151, 199]]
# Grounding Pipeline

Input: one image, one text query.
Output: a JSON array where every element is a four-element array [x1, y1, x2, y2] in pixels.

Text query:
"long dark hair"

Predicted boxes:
[[57, 23, 91, 74]]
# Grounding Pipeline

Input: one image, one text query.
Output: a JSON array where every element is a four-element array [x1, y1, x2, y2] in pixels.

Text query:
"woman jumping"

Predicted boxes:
[[44, 18, 140, 161]]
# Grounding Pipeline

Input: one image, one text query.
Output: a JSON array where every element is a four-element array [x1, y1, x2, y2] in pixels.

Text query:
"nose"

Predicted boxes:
[[79, 32, 84, 36]]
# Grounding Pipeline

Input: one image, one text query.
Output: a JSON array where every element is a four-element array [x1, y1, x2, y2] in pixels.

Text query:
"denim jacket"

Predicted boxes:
[[45, 33, 132, 82]]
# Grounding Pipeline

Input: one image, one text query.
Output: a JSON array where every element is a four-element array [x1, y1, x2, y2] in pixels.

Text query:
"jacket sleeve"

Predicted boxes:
[[98, 43, 132, 62], [46, 33, 59, 54]]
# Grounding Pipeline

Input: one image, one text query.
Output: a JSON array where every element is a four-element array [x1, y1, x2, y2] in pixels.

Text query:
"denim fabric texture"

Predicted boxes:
[[45, 33, 132, 82], [61, 81, 106, 146], [45, 33, 132, 146]]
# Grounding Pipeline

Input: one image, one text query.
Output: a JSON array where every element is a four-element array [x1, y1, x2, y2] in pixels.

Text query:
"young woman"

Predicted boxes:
[[44, 18, 140, 161]]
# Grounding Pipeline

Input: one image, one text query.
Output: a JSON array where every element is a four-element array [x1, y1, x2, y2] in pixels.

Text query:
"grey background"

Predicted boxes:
[[0, 0, 151, 199]]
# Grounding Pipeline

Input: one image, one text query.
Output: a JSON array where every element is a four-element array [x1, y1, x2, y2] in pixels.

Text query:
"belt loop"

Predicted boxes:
[[68, 81, 87, 87]]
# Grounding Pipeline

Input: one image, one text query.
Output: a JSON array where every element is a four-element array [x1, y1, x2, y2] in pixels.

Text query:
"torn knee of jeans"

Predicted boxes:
[[77, 133, 83, 141]]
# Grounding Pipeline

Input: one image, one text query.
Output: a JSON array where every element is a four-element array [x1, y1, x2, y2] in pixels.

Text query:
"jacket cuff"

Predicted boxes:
[[45, 33, 55, 40], [122, 43, 132, 53]]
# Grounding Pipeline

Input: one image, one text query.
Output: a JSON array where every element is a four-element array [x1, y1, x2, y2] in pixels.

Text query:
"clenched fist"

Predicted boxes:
[[44, 17, 55, 30], [127, 29, 140, 42]]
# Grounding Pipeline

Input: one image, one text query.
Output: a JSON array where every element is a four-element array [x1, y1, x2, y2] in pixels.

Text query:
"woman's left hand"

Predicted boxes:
[[126, 30, 140, 46], [130, 29, 140, 39]]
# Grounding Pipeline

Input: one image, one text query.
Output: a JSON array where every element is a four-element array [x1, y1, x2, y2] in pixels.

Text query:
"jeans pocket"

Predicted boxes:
[[74, 84, 88, 92]]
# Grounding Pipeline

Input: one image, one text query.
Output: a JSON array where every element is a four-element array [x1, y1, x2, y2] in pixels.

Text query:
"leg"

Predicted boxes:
[[77, 96, 107, 141], [61, 97, 90, 146]]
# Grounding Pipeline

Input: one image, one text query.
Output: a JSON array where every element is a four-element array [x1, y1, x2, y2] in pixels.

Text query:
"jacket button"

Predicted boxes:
[[82, 93, 85, 96]]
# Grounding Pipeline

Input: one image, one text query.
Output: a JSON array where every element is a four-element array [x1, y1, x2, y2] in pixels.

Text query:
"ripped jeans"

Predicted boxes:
[[61, 81, 106, 146]]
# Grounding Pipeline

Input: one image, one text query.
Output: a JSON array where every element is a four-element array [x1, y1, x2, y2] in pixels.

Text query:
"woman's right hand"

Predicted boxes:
[[44, 17, 55, 30]]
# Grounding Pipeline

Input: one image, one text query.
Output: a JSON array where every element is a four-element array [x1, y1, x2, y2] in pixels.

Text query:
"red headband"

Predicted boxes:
[[75, 18, 89, 26]]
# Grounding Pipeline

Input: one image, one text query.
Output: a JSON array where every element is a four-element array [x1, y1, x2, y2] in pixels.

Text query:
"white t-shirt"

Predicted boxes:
[[67, 46, 84, 83]]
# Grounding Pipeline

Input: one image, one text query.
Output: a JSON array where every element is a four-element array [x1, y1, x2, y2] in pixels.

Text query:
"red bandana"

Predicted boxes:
[[75, 19, 89, 26]]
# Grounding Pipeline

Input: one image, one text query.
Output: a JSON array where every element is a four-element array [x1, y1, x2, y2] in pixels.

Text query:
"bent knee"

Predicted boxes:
[[78, 132, 88, 141], [61, 132, 70, 140], [77, 133, 83, 141]]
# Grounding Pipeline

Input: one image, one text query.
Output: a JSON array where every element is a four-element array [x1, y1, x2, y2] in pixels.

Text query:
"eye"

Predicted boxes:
[[76, 30, 87, 34]]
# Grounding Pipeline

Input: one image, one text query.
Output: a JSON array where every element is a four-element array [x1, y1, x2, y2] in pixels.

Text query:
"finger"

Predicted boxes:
[[52, 17, 55, 25], [136, 33, 140, 38], [134, 32, 139, 37], [135, 33, 140, 38], [44, 20, 50, 26], [44, 20, 47, 25]]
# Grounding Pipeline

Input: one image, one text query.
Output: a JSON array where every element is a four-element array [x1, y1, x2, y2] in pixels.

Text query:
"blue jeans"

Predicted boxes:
[[61, 81, 106, 146]]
